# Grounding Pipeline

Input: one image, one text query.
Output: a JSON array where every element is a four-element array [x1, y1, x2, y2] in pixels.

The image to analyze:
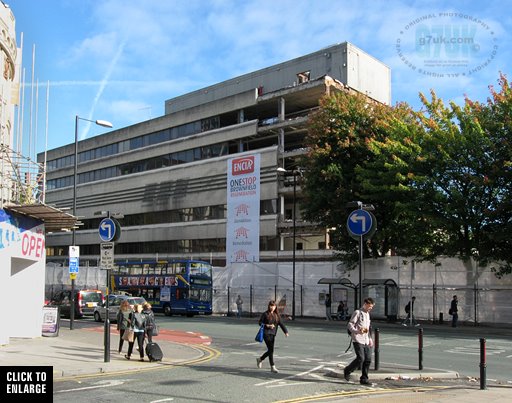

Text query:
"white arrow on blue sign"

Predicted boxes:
[[99, 218, 117, 242], [347, 209, 373, 236]]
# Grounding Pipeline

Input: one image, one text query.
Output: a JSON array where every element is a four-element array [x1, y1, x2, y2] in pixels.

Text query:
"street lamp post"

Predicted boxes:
[[70, 116, 112, 331]]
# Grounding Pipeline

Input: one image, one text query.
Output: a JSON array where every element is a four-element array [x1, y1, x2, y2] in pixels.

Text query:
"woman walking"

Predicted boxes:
[[125, 303, 146, 361], [116, 300, 132, 354], [142, 302, 156, 344], [256, 300, 289, 373]]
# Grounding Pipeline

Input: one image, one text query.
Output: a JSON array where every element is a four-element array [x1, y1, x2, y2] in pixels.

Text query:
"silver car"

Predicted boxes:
[[93, 295, 147, 322]]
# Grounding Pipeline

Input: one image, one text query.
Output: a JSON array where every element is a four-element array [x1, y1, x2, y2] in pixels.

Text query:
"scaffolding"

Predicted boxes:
[[0, 142, 45, 209]]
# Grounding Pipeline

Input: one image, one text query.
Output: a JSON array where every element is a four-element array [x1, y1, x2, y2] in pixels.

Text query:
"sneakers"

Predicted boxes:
[[271, 365, 279, 373], [256, 358, 262, 369], [124, 354, 130, 360]]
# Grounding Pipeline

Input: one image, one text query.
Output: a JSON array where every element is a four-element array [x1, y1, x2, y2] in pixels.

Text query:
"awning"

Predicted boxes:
[[4, 203, 77, 232]]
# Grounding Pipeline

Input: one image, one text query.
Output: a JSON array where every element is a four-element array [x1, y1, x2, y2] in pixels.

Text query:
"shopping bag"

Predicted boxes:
[[255, 324, 264, 343], [151, 324, 159, 337], [123, 328, 135, 342]]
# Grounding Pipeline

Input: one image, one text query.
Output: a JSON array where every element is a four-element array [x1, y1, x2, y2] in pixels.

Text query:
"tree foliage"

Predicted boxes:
[[302, 75, 512, 276]]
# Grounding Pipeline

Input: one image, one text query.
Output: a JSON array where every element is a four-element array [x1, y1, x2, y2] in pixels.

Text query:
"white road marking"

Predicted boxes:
[[267, 381, 312, 388], [55, 380, 125, 393], [150, 399, 174, 403], [254, 365, 324, 387]]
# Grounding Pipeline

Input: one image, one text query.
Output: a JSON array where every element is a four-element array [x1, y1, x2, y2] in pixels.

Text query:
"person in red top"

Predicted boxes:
[[256, 300, 289, 373]]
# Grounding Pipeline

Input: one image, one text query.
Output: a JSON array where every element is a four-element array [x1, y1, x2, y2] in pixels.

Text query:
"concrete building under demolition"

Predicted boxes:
[[40, 42, 391, 267]]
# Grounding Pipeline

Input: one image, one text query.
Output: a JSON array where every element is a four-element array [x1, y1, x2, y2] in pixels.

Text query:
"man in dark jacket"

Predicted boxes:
[[450, 295, 458, 327]]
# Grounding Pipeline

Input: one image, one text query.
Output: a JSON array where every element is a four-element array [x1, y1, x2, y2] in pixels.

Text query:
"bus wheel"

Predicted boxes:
[[186, 313, 194, 318], [163, 304, 172, 316]]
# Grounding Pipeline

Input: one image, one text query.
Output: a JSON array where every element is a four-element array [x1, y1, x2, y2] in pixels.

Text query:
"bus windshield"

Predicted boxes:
[[190, 262, 212, 277]]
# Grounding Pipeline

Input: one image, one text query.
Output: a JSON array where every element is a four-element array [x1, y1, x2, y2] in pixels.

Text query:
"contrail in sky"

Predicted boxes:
[[80, 41, 126, 140]]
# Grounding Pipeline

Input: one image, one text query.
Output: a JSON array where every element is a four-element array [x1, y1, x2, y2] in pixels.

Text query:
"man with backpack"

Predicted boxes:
[[402, 296, 418, 326], [343, 297, 375, 385]]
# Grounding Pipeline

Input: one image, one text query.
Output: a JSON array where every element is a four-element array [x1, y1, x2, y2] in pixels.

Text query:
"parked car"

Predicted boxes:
[[49, 289, 104, 318], [93, 295, 146, 322]]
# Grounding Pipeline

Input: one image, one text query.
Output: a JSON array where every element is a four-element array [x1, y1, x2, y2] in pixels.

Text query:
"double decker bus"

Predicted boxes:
[[111, 259, 212, 316]]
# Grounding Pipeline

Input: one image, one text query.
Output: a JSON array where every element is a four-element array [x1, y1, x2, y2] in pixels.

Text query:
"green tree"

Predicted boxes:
[[303, 75, 512, 276], [301, 90, 395, 267]]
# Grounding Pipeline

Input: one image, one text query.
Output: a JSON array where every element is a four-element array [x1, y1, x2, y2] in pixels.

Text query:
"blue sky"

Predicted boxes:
[[9, 0, 511, 159]]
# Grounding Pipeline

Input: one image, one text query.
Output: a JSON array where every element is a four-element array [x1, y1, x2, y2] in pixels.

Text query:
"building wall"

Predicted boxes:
[[1, 209, 46, 345], [40, 42, 390, 266], [165, 42, 391, 114], [0, 2, 20, 207]]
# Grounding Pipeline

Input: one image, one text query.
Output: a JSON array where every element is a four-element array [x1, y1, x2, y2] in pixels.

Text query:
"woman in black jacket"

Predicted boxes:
[[256, 300, 289, 373]]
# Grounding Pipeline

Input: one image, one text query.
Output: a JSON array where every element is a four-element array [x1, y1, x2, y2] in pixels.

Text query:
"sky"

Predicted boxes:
[[8, 0, 511, 160]]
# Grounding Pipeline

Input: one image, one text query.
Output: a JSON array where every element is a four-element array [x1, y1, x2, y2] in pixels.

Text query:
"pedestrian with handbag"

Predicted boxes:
[[125, 304, 146, 361], [256, 300, 289, 373], [116, 300, 132, 354]]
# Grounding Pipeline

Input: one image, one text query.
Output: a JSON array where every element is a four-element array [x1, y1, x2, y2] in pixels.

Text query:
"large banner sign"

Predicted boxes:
[[0, 210, 45, 261], [226, 154, 260, 263]]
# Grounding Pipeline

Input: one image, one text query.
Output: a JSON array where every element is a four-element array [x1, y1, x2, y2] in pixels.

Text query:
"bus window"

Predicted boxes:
[[190, 262, 212, 277]]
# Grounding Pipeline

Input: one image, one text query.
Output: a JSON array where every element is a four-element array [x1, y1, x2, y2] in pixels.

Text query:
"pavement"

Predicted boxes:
[[0, 317, 511, 402], [0, 319, 212, 379]]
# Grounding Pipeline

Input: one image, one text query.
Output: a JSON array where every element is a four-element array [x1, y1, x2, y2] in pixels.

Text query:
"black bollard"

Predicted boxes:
[[418, 328, 423, 370], [480, 338, 487, 390], [439, 312, 443, 324], [374, 328, 380, 371]]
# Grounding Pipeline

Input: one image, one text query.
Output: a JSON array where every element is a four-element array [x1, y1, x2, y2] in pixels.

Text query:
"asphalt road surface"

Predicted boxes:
[[53, 316, 512, 402]]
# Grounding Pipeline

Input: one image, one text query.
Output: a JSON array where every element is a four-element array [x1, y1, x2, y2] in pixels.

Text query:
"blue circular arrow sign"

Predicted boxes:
[[99, 218, 117, 242], [347, 209, 373, 236]]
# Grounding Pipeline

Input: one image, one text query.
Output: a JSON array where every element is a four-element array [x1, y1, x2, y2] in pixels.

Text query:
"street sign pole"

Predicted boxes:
[[346, 204, 376, 309], [68, 246, 80, 330], [100, 241, 115, 363], [359, 233, 363, 309], [98, 215, 120, 363]]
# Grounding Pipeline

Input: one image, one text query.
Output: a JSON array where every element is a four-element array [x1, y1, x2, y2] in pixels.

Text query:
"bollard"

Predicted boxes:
[[374, 328, 380, 371], [480, 338, 487, 390], [439, 312, 443, 324], [418, 328, 423, 370]]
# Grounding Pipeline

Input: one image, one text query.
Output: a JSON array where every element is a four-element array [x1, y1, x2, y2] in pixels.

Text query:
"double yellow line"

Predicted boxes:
[[275, 385, 454, 403]]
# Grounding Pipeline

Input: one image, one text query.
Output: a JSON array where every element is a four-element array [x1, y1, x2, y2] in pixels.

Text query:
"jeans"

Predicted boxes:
[[118, 329, 126, 353], [260, 334, 276, 366], [344, 342, 372, 382], [127, 332, 145, 358], [452, 312, 458, 327]]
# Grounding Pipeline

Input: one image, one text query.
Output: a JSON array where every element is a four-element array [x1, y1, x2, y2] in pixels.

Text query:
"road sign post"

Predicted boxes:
[[347, 207, 376, 308], [68, 246, 80, 330], [98, 219, 120, 364]]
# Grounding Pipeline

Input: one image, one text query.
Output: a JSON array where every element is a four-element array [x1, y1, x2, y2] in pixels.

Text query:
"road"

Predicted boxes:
[[53, 316, 512, 402]]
